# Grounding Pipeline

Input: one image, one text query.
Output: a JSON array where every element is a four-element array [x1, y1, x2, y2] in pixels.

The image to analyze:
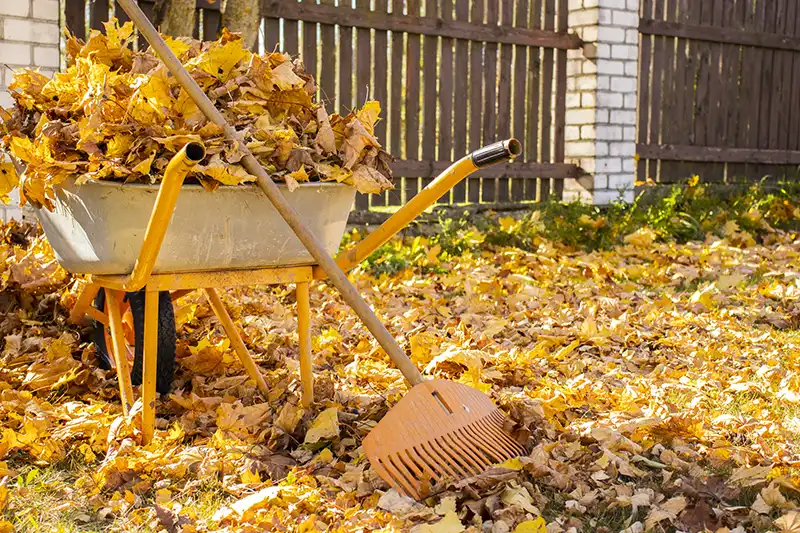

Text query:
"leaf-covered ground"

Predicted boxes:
[[1, 218, 800, 533]]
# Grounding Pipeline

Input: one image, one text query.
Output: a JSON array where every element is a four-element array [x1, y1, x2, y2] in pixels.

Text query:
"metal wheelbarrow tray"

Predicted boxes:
[[36, 179, 355, 275]]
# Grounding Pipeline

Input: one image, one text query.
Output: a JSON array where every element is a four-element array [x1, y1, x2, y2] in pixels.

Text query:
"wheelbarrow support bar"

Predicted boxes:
[[325, 139, 522, 275]]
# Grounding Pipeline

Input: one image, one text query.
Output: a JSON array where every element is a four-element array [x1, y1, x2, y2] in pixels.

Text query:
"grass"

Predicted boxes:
[[351, 177, 800, 277]]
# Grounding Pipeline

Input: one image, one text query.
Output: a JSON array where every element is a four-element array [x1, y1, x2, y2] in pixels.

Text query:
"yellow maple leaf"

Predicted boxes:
[[304, 407, 339, 444], [514, 518, 547, 533], [0, 163, 19, 204]]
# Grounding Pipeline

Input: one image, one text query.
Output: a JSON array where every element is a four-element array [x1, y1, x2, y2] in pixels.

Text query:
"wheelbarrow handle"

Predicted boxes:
[[317, 138, 522, 277]]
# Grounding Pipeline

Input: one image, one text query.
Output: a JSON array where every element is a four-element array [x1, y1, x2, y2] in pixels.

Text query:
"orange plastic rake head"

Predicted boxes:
[[362, 380, 525, 499]]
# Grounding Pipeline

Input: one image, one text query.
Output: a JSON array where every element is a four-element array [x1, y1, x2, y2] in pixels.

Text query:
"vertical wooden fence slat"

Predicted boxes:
[[302, 10, 318, 90], [758, 0, 777, 181], [437, 0, 454, 204], [790, 1, 800, 154], [387, 0, 404, 206], [405, 0, 422, 202], [284, 16, 299, 56], [481, 0, 499, 203], [202, 8, 221, 41], [771, 0, 788, 153], [90, 0, 110, 31], [421, 0, 438, 194], [524, 0, 542, 200], [264, 18, 281, 53], [65, 0, 87, 39], [496, 0, 513, 203], [552, 0, 567, 199], [318, 0, 336, 110], [703, 0, 724, 182], [451, 0, 469, 204], [468, 0, 484, 204], [636, 0, 653, 182], [660, 0, 688, 182], [511, 0, 529, 201], [743, 0, 764, 181], [538, 0, 554, 200], [137, 0, 156, 50], [354, 0, 372, 211], [658, 0, 676, 182], [720, 0, 742, 181], [648, 0, 665, 181], [373, 1, 390, 207]]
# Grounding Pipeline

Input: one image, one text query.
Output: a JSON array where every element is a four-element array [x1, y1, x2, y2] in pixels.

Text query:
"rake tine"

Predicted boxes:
[[411, 445, 445, 482], [384, 455, 422, 499], [484, 412, 524, 453], [475, 417, 521, 458], [431, 438, 471, 478], [398, 449, 429, 483], [462, 423, 507, 462], [455, 427, 494, 467], [443, 432, 486, 472], [420, 441, 460, 479]]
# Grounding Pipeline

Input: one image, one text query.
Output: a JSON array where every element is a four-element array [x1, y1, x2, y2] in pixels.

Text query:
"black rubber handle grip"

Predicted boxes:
[[470, 138, 522, 168]]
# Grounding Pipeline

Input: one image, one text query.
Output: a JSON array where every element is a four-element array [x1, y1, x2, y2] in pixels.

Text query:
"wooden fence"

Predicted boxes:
[[638, 0, 800, 184], [63, 0, 581, 209]]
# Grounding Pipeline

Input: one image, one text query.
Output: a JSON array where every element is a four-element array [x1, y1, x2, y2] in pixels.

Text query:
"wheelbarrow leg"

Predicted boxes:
[[106, 289, 134, 415], [204, 288, 269, 396], [69, 282, 100, 325], [142, 289, 159, 444], [296, 282, 313, 408]]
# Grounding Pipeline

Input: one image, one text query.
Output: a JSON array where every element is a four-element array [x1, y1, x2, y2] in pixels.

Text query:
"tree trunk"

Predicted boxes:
[[153, 0, 196, 38], [223, 0, 261, 49]]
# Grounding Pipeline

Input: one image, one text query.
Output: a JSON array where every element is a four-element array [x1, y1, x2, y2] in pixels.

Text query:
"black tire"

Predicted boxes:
[[93, 289, 177, 394]]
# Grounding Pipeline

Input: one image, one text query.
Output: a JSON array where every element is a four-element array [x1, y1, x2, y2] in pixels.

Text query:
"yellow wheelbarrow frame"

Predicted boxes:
[[68, 139, 520, 444]]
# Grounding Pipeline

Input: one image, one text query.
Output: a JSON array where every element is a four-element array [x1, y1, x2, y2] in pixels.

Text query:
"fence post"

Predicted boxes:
[[564, 0, 639, 205]]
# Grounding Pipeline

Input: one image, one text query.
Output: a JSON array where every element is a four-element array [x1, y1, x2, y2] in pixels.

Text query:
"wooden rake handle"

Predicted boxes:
[[117, 0, 425, 385]]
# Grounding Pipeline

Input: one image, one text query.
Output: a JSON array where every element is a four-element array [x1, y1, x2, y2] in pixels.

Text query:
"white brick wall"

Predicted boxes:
[[564, 0, 639, 205], [0, 0, 59, 222]]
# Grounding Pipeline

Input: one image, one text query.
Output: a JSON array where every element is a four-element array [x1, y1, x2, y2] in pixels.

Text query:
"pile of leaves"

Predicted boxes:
[[0, 20, 393, 210], [2, 215, 800, 532]]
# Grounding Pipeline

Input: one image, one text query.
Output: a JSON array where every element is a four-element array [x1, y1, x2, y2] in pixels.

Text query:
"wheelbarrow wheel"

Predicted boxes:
[[92, 289, 176, 394]]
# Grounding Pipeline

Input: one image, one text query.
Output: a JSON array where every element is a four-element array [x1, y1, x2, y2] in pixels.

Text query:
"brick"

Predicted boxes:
[[612, 44, 638, 60], [596, 141, 609, 156], [567, 58, 582, 76], [565, 141, 596, 157], [580, 26, 598, 43], [610, 109, 637, 124], [571, 8, 599, 27], [610, 76, 637, 92], [610, 142, 636, 156], [0, 2, 30, 17], [575, 75, 598, 90], [581, 125, 597, 139], [566, 93, 581, 108], [602, 0, 626, 9], [622, 158, 636, 172], [565, 125, 581, 141], [608, 174, 634, 189], [598, 8, 613, 24], [583, 0, 600, 8], [627, 0, 639, 10], [597, 59, 626, 76], [624, 126, 636, 140], [593, 175, 608, 189], [597, 157, 623, 173], [33, 45, 58, 67], [625, 61, 638, 76], [579, 158, 596, 173], [0, 90, 12, 109], [33, 0, 59, 21], [566, 108, 596, 125], [582, 60, 598, 74], [4, 18, 59, 44], [626, 29, 639, 44], [597, 75, 611, 90], [597, 91, 623, 108], [624, 93, 637, 109], [596, 125, 623, 140], [596, 109, 609, 122], [581, 91, 596, 107], [597, 26, 626, 43], [0, 42, 30, 65], [594, 189, 625, 205], [612, 9, 639, 27], [596, 43, 611, 58]]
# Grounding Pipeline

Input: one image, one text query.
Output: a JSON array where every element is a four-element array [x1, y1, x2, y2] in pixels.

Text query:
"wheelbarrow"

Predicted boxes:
[[37, 0, 526, 500]]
